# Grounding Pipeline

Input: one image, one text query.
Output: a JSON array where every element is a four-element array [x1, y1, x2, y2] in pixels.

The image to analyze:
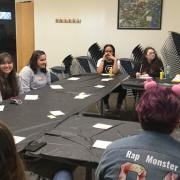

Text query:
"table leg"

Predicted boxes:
[[86, 167, 92, 180], [100, 99, 104, 115]]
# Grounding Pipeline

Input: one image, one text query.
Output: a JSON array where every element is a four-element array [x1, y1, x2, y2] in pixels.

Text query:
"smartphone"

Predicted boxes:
[[126, 171, 138, 179], [25, 141, 47, 152]]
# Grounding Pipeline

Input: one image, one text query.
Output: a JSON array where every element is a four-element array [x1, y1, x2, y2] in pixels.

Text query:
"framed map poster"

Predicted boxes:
[[117, 0, 163, 30]]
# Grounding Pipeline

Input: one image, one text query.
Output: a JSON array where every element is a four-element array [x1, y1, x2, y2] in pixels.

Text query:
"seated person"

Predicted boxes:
[[0, 52, 23, 103], [131, 47, 164, 78], [0, 120, 26, 180], [96, 80, 180, 179], [96, 44, 126, 111], [131, 47, 164, 98], [19, 50, 51, 92], [0, 120, 72, 180]]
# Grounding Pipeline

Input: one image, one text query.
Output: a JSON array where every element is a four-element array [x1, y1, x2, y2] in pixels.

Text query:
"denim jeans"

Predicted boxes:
[[53, 170, 72, 180]]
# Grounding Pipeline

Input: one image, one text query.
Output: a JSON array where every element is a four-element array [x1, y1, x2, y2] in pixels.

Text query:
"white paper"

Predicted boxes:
[[101, 73, 109, 76], [101, 78, 113, 81], [47, 114, 57, 119], [93, 140, 112, 149], [172, 74, 180, 82], [68, 77, 80, 81], [50, 85, 63, 89], [0, 105, 5, 111], [94, 85, 105, 88], [137, 76, 152, 80], [25, 95, 38, 100], [50, 110, 65, 116], [14, 136, 26, 144], [136, 74, 151, 80], [74, 92, 91, 99], [93, 123, 112, 129]]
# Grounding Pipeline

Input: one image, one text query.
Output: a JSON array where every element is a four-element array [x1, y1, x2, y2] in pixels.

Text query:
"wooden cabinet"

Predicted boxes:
[[16, 1, 34, 72]]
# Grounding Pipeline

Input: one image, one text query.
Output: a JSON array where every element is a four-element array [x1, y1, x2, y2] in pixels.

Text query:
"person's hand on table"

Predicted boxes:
[[136, 72, 141, 78]]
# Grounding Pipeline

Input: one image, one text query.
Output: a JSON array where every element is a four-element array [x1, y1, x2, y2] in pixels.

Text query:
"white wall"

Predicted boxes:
[[25, 0, 180, 67]]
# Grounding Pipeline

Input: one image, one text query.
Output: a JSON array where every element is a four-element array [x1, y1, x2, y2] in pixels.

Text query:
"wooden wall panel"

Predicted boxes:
[[16, 1, 34, 72]]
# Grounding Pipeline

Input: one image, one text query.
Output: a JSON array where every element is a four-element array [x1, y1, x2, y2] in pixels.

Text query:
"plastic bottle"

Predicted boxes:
[[109, 67, 113, 77], [160, 71, 164, 80], [165, 65, 171, 79]]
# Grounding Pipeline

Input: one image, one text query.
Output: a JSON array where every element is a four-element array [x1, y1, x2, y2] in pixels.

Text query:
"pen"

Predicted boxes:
[[139, 64, 143, 73]]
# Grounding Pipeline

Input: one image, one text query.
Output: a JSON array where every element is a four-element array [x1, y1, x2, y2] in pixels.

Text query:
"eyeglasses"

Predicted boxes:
[[105, 50, 113, 53]]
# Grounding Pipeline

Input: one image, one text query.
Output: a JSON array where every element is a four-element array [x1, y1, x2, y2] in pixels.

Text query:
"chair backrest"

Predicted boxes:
[[171, 31, 180, 57], [161, 32, 180, 77], [88, 42, 102, 66], [63, 54, 73, 74], [76, 56, 96, 74], [50, 72, 59, 82], [120, 58, 134, 75], [119, 58, 134, 97], [132, 44, 144, 64]]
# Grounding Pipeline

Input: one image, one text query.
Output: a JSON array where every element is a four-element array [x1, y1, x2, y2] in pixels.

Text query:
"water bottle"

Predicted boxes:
[[0, 94, 2, 104], [165, 65, 171, 79], [109, 67, 113, 77], [160, 71, 164, 80]]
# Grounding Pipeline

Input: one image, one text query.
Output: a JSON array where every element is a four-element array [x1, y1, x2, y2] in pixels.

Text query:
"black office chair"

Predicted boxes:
[[131, 44, 144, 101], [76, 56, 96, 74], [76, 44, 102, 113], [63, 54, 73, 75], [132, 44, 143, 65], [120, 58, 134, 75], [87, 42, 103, 68], [119, 58, 135, 109], [51, 54, 73, 77], [50, 72, 59, 83], [121, 57, 143, 103], [161, 31, 180, 77]]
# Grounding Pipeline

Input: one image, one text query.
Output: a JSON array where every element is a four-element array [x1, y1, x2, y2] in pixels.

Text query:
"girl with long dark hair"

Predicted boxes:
[[0, 52, 23, 102], [0, 121, 26, 180], [133, 47, 163, 78], [19, 50, 51, 92]]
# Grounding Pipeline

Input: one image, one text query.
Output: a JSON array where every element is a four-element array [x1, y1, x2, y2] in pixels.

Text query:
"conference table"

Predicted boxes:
[[25, 115, 143, 180], [1, 73, 179, 180], [121, 77, 178, 90], [121, 77, 179, 102], [24, 115, 180, 180], [26, 115, 144, 163], [0, 73, 127, 151]]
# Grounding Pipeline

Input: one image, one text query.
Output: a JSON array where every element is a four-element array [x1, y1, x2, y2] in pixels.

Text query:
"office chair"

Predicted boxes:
[[51, 54, 73, 78], [87, 42, 103, 68], [76, 44, 103, 114], [50, 72, 59, 83], [119, 58, 135, 110], [75, 43, 102, 74], [76, 56, 96, 74], [161, 31, 180, 77], [132, 44, 143, 65], [131, 45, 144, 100], [120, 58, 134, 75]]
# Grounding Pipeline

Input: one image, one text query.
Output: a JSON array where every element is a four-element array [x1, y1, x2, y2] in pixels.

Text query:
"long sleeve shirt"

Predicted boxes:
[[19, 66, 51, 93], [131, 59, 163, 78]]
